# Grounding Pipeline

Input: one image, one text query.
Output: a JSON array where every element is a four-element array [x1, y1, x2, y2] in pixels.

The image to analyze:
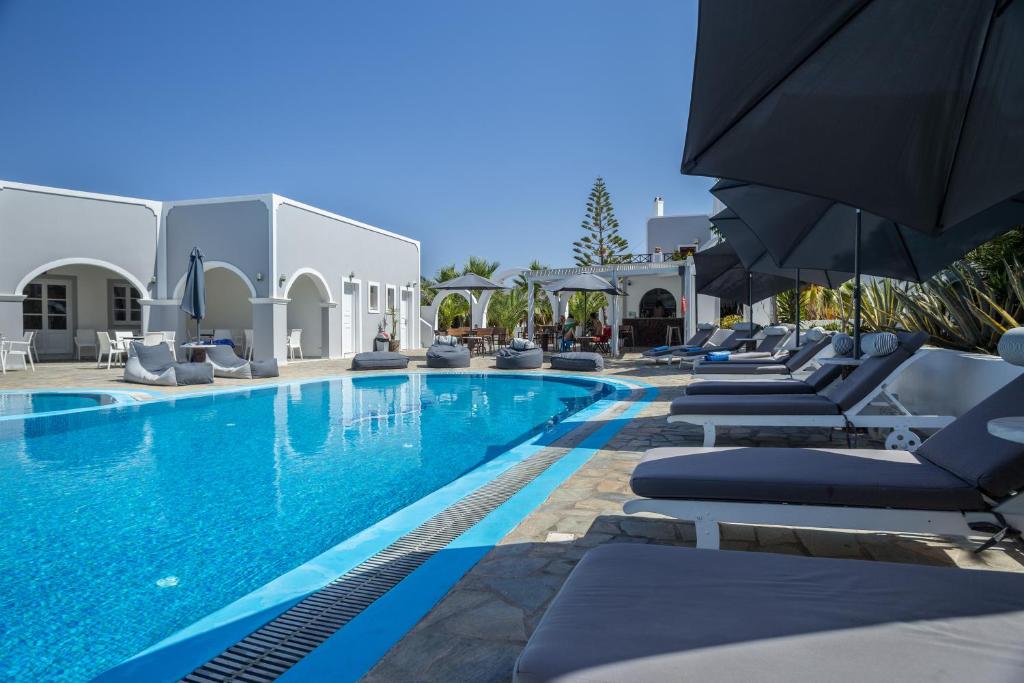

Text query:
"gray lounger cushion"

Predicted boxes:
[[351, 351, 409, 370], [250, 358, 279, 378], [550, 352, 603, 372], [821, 330, 927, 410], [671, 393, 840, 415], [513, 544, 1024, 683], [686, 364, 842, 396], [496, 347, 543, 369], [172, 362, 214, 385], [916, 374, 1024, 500], [205, 344, 252, 379], [686, 379, 818, 395], [695, 361, 790, 374], [426, 343, 471, 368], [123, 356, 176, 386], [631, 446, 985, 510]]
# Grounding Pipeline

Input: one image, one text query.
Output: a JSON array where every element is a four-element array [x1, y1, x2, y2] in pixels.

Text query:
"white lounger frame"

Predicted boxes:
[[624, 493, 1024, 549], [672, 351, 952, 449]]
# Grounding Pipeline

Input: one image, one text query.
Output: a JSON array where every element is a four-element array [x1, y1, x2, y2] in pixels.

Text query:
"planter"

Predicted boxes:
[[388, 339, 401, 352]]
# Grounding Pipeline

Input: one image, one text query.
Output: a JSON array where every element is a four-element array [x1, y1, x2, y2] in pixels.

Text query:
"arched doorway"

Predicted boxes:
[[639, 288, 677, 318], [16, 259, 150, 359], [173, 262, 256, 349], [284, 270, 334, 359]]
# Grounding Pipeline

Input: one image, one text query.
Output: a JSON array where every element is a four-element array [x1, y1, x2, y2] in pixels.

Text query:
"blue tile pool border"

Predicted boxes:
[[95, 371, 655, 682], [0, 388, 145, 423]]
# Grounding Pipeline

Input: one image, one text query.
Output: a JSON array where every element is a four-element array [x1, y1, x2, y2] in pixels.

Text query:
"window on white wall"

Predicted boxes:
[[368, 282, 381, 313], [385, 285, 397, 312], [110, 282, 142, 326]]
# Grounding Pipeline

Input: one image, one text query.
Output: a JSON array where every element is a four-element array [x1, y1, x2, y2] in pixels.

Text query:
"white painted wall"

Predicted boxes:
[[286, 277, 323, 357], [200, 267, 253, 339]]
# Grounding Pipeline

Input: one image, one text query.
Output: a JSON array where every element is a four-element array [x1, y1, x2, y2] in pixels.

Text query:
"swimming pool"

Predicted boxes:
[[0, 391, 117, 417], [0, 373, 615, 681]]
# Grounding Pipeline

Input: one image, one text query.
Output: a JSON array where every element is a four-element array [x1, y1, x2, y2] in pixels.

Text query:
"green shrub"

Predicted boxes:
[[720, 314, 744, 329]]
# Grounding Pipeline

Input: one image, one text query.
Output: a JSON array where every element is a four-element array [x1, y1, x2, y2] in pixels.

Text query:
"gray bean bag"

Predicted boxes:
[[205, 344, 252, 379], [251, 358, 279, 378], [351, 351, 409, 370], [426, 342, 471, 368], [172, 362, 214, 385], [550, 352, 604, 372], [124, 342, 176, 386], [496, 346, 543, 369]]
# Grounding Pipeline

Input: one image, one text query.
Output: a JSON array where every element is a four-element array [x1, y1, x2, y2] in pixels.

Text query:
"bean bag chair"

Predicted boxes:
[[351, 351, 410, 370], [426, 342, 471, 368], [496, 346, 543, 369], [251, 359, 280, 378], [172, 362, 214, 385], [550, 352, 604, 372], [205, 344, 252, 379], [124, 341, 176, 386]]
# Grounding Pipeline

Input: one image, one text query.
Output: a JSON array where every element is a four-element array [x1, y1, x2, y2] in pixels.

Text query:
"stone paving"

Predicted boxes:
[[4, 351, 1023, 682]]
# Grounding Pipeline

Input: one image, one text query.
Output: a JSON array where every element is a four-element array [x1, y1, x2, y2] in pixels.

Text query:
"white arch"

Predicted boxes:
[[16, 257, 149, 296], [429, 290, 473, 329], [282, 267, 335, 303], [172, 260, 257, 299]]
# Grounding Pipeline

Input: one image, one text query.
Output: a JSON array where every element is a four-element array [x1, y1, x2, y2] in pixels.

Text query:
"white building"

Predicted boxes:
[[0, 180, 421, 362]]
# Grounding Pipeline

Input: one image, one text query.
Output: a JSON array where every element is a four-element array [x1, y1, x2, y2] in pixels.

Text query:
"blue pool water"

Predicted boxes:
[[0, 392, 114, 417], [0, 373, 612, 681]]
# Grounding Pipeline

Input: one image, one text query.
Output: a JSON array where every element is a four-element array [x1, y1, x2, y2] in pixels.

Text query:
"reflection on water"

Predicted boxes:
[[0, 374, 611, 683]]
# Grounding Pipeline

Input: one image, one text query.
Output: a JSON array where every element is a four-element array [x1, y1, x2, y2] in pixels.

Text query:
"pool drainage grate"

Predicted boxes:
[[180, 400, 622, 683]]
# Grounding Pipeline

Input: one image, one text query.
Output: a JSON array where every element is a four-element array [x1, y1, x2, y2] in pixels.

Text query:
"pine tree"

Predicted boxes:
[[572, 177, 631, 266]]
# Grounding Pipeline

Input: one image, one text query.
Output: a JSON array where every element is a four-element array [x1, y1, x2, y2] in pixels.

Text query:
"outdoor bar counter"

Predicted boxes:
[[622, 317, 685, 347]]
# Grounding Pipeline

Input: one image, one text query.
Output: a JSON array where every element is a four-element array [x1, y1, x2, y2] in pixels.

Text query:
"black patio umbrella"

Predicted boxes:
[[179, 247, 206, 342], [710, 209, 853, 345], [432, 273, 507, 291], [713, 179, 1024, 352], [693, 241, 799, 327], [681, 0, 1024, 235], [544, 273, 623, 295]]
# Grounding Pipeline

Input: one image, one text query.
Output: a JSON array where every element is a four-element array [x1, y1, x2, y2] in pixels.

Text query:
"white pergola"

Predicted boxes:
[[525, 260, 695, 355]]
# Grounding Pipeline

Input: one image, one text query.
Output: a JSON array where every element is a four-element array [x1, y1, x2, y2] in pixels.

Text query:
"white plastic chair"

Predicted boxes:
[[243, 329, 254, 361], [21, 331, 37, 364], [75, 329, 98, 360], [97, 331, 126, 369], [161, 331, 177, 360], [286, 329, 303, 360], [144, 332, 165, 346], [1, 337, 35, 373]]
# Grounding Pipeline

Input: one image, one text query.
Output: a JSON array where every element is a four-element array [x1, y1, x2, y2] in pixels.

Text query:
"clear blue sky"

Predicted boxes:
[[0, 1, 714, 276]]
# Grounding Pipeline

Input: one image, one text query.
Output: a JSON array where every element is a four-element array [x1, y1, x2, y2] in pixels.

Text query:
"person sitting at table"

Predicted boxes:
[[561, 314, 577, 351], [588, 312, 605, 337]]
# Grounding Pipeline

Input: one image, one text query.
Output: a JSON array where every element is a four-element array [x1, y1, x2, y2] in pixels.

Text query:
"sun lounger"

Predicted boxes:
[[669, 331, 947, 448], [686, 362, 843, 396], [641, 323, 719, 361], [667, 322, 762, 365], [626, 343, 1024, 549], [513, 544, 1024, 683], [692, 328, 832, 377]]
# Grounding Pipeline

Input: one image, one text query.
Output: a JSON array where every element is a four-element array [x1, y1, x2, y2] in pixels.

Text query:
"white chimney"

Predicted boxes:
[[654, 196, 664, 217]]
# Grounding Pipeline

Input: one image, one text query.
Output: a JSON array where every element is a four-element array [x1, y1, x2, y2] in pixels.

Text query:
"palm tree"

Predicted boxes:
[[488, 287, 529, 337], [515, 259, 554, 325], [429, 263, 471, 329]]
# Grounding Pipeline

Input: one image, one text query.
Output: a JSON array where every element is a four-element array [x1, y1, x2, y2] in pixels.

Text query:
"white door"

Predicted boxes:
[[342, 282, 357, 355], [22, 279, 73, 357], [400, 289, 412, 350]]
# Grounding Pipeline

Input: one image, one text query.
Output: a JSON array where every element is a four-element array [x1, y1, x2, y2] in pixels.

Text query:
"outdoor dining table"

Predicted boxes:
[[181, 342, 221, 362], [461, 335, 484, 356]]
